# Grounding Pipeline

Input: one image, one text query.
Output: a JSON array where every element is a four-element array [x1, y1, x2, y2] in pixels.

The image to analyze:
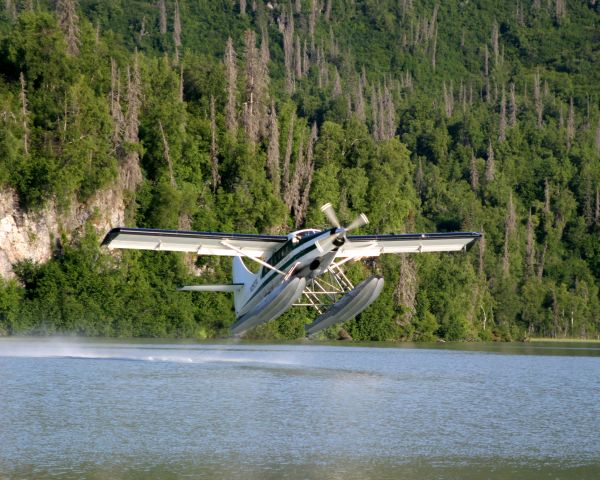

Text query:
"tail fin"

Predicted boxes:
[[232, 256, 256, 314]]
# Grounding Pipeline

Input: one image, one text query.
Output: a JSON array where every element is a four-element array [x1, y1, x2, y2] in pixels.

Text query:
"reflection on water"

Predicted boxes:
[[1, 338, 600, 479]]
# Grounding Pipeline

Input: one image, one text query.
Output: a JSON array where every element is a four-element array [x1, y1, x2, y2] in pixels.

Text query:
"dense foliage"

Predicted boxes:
[[0, 0, 599, 340]]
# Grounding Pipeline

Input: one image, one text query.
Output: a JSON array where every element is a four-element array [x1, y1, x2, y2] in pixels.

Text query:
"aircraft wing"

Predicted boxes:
[[101, 227, 287, 258], [338, 232, 482, 258]]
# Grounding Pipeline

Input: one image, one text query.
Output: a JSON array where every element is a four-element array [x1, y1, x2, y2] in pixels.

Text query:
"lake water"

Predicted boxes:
[[1, 338, 599, 479]]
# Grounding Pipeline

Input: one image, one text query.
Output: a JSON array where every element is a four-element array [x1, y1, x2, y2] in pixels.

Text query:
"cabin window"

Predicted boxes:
[[261, 230, 320, 277]]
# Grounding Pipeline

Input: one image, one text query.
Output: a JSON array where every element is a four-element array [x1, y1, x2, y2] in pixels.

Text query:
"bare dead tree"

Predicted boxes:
[[122, 52, 143, 190], [324, 48, 331, 85], [555, 0, 567, 21], [537, 242, 547, 279], [509, 82, 517, 127], [139, 16, 148, 39], [470, 151, 479, 191], [377, 84, 387, 141], [243, 29, 269, 144], [294, 35, 302, 79], [224, 37, 238, 134], [302, 39, 309, 77], [499, 85, 507, 142], [371, 86, 380, 141], [360, 66, 367, 89], [442, 81, 454, 118], [478, 226, 485, 276], [394, 254, 418, 324], [110, 59, 124, 149], [332, 67, 342, 98], [18, 72, 29, 155], [543, 179, 551, 215], [493, 80, 498, 104], [502, 192, 516, 276], [282, 112, 295, 196], [484, 45, 490, 103], [324, 0, 332, 21], [431, 22, 437, 70], [178, 63, 184, 102], [158, 120, 176, 187], [485, 140, 495, 182], [57, 0, 80, 56], [583, 177, 594, 227], [5, 0, 16, 21], [209, 95, 220, 192], [533, 72, 543, 128], [484, 44, 489, 77], [309, 0, 318, 53], [283, 8, 295, 93], [240, 0, 246, 16], [158, 0, 167, 34], [329, 26, 338, 58], [267, 102, 280, 196], [459, 81, 468, 113], [559, 103, 564, 130], [383, 83, 396, 139], [491, 20, 499, 67], [296, 123, 318, 227], [261, 27, 270, 66], [525, 210, 536, 275], [584, 94, 591, 130], [429, 4, 439, 39], [173, 0, 182, 61], [515, 1, 525, 26], [315, 47, 322, 88], [354, 77, 366, 122], [596, 116, 600, 156], [284, 132, 303, 213]]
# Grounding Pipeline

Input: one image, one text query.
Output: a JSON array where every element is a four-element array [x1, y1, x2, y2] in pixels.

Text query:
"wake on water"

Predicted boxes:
[[0, 338, 302, 367]]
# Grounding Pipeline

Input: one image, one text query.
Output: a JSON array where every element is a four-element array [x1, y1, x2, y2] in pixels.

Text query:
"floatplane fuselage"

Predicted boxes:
[[102, 204, 481, 336]]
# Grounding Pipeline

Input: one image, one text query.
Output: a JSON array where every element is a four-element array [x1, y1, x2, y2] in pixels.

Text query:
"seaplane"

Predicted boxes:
[[102, 203, 481, 336]]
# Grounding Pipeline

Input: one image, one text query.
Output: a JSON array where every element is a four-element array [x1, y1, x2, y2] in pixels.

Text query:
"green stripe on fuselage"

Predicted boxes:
[[243, 243, 318, 308]]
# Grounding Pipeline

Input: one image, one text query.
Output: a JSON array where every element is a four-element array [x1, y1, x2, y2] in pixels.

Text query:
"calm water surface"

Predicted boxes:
[[0, 338, 599, 479]]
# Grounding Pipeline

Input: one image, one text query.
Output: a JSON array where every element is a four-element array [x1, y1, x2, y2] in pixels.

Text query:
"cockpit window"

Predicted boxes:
[[261, 229, 321, 277], [295, 229, 319, 238]]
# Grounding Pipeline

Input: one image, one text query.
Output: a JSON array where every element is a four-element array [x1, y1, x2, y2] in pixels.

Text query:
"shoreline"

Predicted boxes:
[[527, 337, 600, 343]]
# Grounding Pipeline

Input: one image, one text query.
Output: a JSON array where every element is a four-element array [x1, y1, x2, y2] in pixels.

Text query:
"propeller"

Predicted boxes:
[[320, 203, 341, 228], [346, 212, 369, 232], [320, 203, 369, 234]]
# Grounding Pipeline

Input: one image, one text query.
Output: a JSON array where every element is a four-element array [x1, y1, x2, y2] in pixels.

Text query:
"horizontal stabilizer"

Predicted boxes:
[[178, 284, 244, 292]]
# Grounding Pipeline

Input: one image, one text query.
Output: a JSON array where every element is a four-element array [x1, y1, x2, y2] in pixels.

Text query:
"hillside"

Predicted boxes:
[[0, 0, 599, 341]]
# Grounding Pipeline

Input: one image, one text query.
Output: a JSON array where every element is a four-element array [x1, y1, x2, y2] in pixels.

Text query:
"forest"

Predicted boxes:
[[0, 0, 599, 341]]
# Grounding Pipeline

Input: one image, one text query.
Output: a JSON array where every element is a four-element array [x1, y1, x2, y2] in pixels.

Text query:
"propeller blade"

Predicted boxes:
[[346, 213, 369, 232], [320, 203, 341, 228]]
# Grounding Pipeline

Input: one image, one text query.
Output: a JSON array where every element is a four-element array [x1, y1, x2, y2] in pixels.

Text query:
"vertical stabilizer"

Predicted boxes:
[[232, 256, 256, 314]]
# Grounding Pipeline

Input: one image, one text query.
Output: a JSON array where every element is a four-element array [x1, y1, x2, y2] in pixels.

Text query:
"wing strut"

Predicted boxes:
[[220, 240, 286, 275]]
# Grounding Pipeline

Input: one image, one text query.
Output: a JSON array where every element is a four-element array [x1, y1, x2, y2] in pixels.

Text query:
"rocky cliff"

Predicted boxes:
[[0, 187, 126, 279]]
